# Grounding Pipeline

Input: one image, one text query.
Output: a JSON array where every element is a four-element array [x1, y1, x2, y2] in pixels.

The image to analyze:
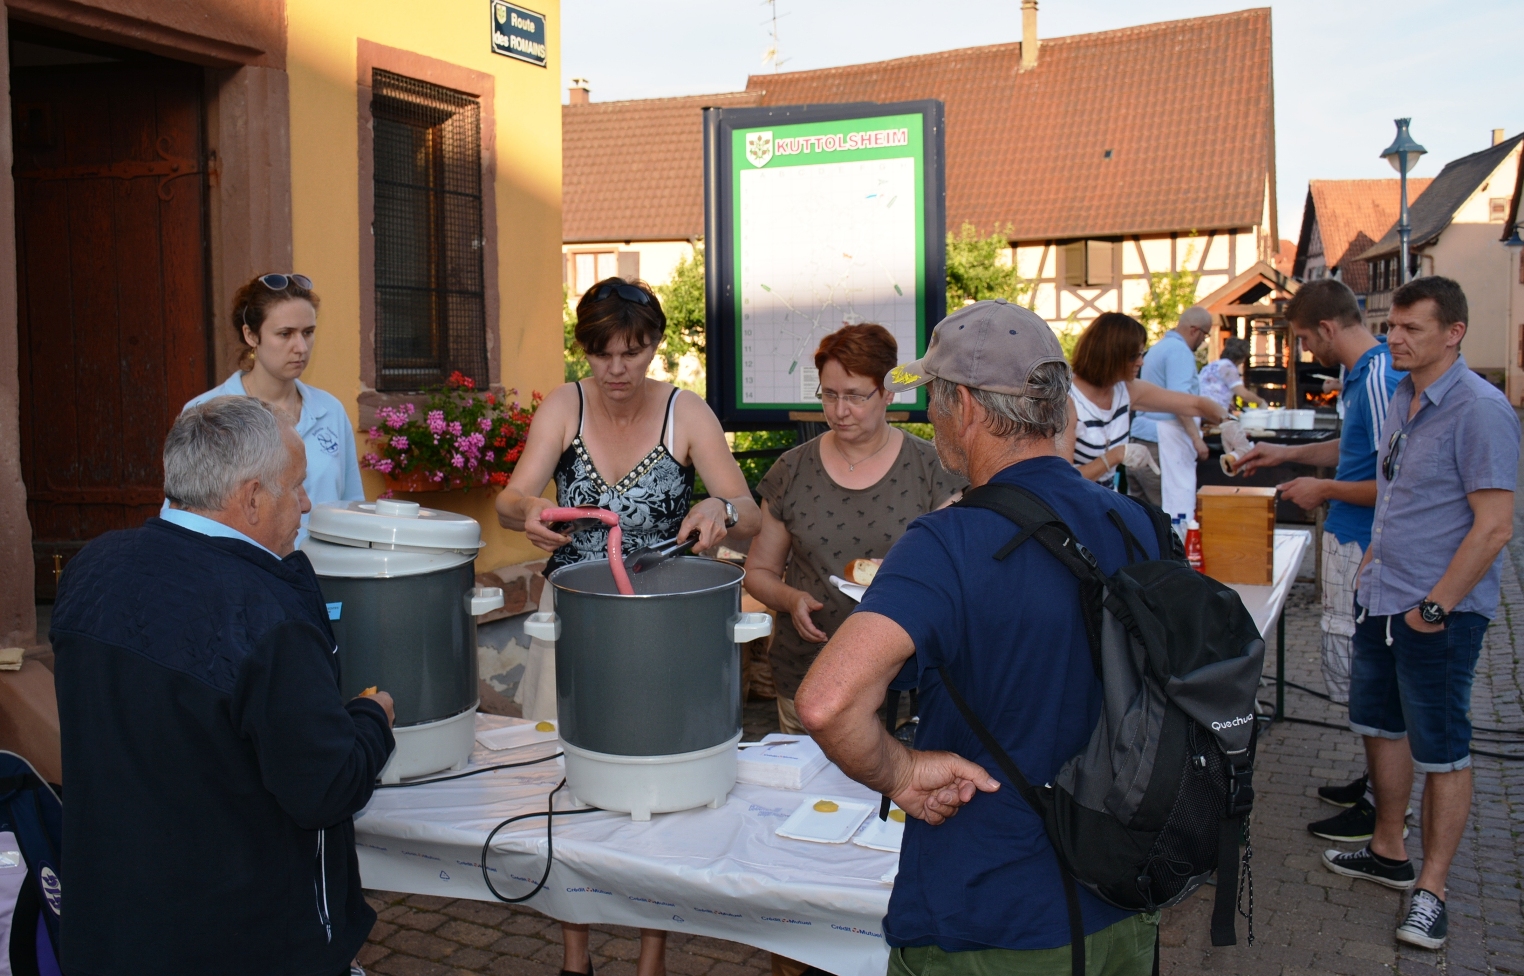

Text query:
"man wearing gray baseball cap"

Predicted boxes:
[[796, 299, 1164, 975]]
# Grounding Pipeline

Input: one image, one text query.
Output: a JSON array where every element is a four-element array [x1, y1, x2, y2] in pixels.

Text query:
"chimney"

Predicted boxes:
[[1021, 0, 1039, 71], [1493, 128, 1507, 146], [569, 78, 590, 105]]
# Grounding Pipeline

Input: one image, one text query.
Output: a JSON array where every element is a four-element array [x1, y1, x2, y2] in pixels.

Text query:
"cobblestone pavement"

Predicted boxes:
[[365, 531, 1524, 976]]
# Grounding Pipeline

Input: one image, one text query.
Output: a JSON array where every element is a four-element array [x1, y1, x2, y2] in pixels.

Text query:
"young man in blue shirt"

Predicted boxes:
[[796, 300, 1161, 975], [1236, 279, 1404, 842]]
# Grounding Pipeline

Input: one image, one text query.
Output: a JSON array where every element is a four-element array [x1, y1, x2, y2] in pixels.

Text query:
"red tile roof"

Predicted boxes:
[[562, 91, 761, 243], [744, 9, 1274, 242], [562, 10, 1274, 245], [1273, 239, 1296, 276], [1293, 178, 1434, 290]]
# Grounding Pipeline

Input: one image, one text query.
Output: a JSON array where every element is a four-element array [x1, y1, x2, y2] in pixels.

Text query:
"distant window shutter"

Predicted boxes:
[[1062, 241, 1085, 287], [1085, 240, 1114, 286], [371, 69, 488, 392], [617, 250, 640, 282]]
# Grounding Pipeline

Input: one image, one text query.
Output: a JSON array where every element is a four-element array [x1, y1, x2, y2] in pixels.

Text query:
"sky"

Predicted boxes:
[[561, 0, 1524, 242]]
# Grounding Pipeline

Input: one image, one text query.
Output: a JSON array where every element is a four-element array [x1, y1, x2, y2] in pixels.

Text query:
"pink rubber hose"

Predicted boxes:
[[541, 506, 634, 595]]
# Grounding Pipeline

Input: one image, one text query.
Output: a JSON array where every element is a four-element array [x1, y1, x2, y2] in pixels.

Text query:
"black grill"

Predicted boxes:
[[372, 69, 488, 391]]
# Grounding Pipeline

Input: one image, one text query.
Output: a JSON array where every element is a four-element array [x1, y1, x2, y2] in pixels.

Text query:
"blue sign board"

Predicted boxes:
[[490, 1, 547, 67]]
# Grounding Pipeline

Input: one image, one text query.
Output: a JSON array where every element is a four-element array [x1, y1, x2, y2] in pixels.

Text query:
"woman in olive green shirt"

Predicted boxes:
[[745, 324, 963, 733]]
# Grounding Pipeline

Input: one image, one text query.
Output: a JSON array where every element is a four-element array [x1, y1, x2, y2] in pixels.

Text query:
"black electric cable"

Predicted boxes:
[[1274, 678, 1524, 736], [375, 752, 564, 789], [1257, 703, 1524, 762], [480, 778, 603, 903]]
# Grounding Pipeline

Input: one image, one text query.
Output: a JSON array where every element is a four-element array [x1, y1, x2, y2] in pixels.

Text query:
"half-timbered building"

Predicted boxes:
[[562, 8, 1278, 353]]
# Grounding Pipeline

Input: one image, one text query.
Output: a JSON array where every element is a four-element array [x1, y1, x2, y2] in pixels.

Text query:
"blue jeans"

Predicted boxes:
[[1349, 603, 1488, 773]]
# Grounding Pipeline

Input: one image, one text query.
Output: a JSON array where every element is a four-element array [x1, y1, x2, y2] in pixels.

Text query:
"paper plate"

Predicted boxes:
[[475, 719, 560, 752], [774, 795, 875, 844], [852, 809, 906, 852]]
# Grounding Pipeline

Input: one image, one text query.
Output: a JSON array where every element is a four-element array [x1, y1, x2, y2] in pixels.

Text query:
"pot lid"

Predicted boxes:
[[307, 500, 485, 554]]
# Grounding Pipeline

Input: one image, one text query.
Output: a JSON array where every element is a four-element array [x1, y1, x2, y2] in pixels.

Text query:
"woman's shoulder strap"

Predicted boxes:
[[661, 385, 680, 452]]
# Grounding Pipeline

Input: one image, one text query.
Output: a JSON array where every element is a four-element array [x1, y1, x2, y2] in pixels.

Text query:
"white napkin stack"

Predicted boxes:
[[736, 733, 830, 790]]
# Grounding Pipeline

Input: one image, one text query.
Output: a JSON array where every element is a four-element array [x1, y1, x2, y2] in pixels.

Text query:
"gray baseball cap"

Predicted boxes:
[[885, 298, 1067, 396]]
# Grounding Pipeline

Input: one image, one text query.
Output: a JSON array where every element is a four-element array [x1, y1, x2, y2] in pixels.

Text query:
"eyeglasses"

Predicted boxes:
[[257, 273, 312, 291], [1381, 428, 1406, 482], [814, 386, 880, 406], [593, 281, 651, 305]]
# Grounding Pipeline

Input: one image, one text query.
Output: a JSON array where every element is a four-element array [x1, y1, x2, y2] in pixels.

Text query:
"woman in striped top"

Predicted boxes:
[[1063, 313, 1229, 486]]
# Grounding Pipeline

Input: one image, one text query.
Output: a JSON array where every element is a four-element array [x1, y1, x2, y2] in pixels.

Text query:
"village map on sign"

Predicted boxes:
[[738, 156, 919, 405]]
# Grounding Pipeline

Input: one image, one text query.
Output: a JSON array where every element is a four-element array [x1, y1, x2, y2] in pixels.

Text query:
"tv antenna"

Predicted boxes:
[[760, 0, 790, 71]]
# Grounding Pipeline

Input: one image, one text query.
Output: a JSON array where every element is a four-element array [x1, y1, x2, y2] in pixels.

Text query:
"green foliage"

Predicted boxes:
[[892, 421, 935, 441], [655, 248, 706, 376], [1134, 268, 1202, 342], [563, 286, 590, 382], [1134, 239, 1203, 342], [730, 428, 796, 490], [946, 223, 1031, 308]]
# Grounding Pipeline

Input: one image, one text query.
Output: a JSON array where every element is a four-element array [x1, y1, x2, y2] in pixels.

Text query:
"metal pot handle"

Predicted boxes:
[[471, 586, 505, 616], [730, 612, 773, 644], [524, 612, 561, 642]]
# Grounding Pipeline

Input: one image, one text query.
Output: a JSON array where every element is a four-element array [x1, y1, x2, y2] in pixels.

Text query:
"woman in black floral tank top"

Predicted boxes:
[[494, 277, 758, 976]]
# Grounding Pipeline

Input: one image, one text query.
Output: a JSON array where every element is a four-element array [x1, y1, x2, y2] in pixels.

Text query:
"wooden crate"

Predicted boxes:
[[1196, 486, 1275, 585]]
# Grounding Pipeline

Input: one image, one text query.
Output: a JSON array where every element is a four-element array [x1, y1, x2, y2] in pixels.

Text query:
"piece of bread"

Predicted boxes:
[[844, 558, 882, 586]]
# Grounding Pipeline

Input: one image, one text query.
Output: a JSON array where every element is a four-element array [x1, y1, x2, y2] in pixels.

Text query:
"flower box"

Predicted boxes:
[[362, 372, 539, 495]]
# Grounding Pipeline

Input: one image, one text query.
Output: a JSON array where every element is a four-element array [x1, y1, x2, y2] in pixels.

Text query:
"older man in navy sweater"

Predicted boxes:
[[51, 396, 395, 976]]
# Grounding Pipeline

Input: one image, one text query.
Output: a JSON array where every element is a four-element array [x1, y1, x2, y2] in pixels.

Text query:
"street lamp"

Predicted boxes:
[[1381, 118, 1427, 285]]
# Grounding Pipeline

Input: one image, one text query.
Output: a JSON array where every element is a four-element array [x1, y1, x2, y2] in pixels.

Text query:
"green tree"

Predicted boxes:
[[655, 247, 706, 376], [563, 286, 590, 382], [946, 223, 1031, 307], [1133, 238, 1203, 343]]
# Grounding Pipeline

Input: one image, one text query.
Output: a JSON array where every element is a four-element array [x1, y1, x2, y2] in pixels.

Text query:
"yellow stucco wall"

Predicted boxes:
[[286, 0, 563, 570]]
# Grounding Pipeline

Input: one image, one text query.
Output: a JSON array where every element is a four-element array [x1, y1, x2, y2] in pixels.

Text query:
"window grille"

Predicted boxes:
[[372, 69, 488, 391]]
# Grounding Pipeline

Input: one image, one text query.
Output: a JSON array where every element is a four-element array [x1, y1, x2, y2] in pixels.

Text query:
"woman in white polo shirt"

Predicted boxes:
[[178, 274, 363, 545]]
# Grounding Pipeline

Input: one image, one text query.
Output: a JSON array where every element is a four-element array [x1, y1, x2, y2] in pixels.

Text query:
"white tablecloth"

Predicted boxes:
[[1226, 528, 1311, 638], [356, 724, 896, 976], [356, 530, 1313, 975]]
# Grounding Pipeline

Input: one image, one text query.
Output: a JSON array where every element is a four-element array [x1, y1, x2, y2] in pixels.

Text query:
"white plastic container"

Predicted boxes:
[[303, 500, 503, 783]]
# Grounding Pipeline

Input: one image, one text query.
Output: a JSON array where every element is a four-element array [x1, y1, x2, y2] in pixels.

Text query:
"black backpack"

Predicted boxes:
[[0, 751, 63, 976], [943, 484, 1264, 976]]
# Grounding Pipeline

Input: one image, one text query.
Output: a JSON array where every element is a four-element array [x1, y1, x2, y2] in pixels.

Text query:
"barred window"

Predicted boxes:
[[372, 69, 488, 391]]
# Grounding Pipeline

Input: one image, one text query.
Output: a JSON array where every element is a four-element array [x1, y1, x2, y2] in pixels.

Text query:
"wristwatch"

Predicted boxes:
[[720, 497, 739, 528], [1418, 598, 1448, 625]]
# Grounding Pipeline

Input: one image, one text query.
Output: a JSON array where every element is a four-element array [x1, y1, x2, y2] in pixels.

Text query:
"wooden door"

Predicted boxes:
[[12, 58, 209, 600]]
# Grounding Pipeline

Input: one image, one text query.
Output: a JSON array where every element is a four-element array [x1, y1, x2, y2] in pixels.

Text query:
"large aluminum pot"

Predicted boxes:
[[524, 556, 771, 819]]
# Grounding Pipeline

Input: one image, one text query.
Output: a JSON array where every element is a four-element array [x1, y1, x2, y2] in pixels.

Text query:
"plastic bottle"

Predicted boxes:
[[1185, 518, 1204, 572]]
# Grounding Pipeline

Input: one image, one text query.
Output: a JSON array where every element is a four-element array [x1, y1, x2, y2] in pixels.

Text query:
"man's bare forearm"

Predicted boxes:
[[1281, 437, 1342, 468], [1322, 479, 1376, 507], [812, 717, 914, 797], [1428, 492, 1514, 611]]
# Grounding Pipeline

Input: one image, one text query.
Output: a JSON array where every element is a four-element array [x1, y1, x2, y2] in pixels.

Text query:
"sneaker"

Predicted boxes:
[[1308, 798, 1411, 842], [1321, 845, 1415, 890], [1396, 889, 1447, 949], [1317, 774, 1367, 807]]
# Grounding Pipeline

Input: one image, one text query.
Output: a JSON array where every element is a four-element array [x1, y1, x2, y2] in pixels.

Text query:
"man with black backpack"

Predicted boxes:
[[796, 300, 1264, 976]]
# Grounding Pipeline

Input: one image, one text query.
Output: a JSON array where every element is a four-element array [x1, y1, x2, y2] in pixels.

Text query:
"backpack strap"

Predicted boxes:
[[958, 484, 1105, 583], [957, 483, 1106, 678], [1107, 509, 1148, 564], [939, 666, 1087, 976]]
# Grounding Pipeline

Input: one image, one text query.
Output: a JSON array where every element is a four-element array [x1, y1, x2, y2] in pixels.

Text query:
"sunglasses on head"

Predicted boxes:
[[258, 273, 313, 291], [594, 281, 650, 305]]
